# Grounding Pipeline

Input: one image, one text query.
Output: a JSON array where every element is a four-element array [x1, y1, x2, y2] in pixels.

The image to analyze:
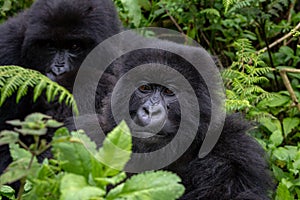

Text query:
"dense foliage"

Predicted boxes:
[[0, 113, 184, 199], [1, 0, 300, 199]]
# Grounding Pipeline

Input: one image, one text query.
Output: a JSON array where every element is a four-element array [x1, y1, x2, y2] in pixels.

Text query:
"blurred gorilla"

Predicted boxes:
[[93, 35, 274, 199], [0, 0, 121, 179], [0, 0, 121, 127]]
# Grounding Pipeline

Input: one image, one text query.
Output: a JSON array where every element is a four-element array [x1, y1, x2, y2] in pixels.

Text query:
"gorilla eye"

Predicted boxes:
[[138, 85, 152, 93], [71, 43, 81, 51], [163, 88, 174, 96]]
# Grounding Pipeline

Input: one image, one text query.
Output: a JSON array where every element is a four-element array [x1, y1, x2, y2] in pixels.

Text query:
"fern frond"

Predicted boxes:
[[223, 0, 236, 13], [225, 99, 251, 112], [267, 0, 290, 17], [0, 65, 79, 115], [200, 8, 220, 17]]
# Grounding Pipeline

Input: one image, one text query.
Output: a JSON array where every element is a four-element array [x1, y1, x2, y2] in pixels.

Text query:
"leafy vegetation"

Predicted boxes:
[[0, 113, 185, 200], [1, 0, 300, 199], [0, 65, 78, 115]]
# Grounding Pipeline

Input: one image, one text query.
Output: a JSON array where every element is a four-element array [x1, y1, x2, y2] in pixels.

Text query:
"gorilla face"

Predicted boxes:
[[22, 35, 96, 81], [129, 83, 181, 151]]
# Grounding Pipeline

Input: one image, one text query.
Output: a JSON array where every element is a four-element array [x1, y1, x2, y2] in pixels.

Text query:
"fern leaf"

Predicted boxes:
[[200, 8, 220, 17], [46, 83, 55, 102], [33, 80, 47, 102], [223, 0, 235, 13], [0, 66, 79, 115]]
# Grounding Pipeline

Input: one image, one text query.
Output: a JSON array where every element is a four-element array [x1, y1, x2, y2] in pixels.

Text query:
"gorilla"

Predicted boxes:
[[0, 0, 121, 180], [83, 33, 274, 200], [0, 0, 121, 127]]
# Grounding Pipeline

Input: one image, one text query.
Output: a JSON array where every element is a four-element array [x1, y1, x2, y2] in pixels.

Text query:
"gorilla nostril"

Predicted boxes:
[[143, 107, 150, 115]]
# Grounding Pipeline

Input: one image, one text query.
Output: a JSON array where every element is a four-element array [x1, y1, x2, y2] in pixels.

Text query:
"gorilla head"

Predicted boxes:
[[0, 0, 121, 82], [99, 41, 216, 154], [22, 0, 121, 81]]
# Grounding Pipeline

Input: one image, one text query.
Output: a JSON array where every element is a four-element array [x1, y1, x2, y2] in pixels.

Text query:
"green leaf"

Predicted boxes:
[[283, 117, 300, 137], [269, 130, 283, 147], [259, 118, 281, 133], [0, 131, 19, 145], [260, 94, 290, 107], [0, 144, 39, 185], [121, 0, 142, 27], [0, 185, 15, 200], [106, 171, 185, 200], [52, 132, 93, 178], [60, 174, 105, 200], [272, 165, 288, 181], [273, 147, 289, 161], [15, 128, 47, 136], [25, 113, 51, 122], [94, 172, 127, 187], [45, 119, 64, 128], [96, 121, 132, 176], [275, 182, 293, 200]]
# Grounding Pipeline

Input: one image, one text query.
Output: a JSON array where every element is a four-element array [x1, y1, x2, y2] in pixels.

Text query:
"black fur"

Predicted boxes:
[[98, 35, 274, 199]]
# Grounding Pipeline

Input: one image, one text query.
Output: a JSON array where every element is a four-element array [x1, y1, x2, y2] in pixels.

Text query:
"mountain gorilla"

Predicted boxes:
[[94, 35, 274, 199], [0, 0, 121, 126], [0, 0, 121, 178]]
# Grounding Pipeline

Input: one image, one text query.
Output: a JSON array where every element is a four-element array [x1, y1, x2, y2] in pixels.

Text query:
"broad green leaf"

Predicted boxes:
[[283, 117, 300, 137], [275, 182, 293, 200], [259, 118, 281, 133], [272, 165, 288, 181], [269, 130, 283, 147], [25, 113, 51, 122], [259, 94, 290, 107], [52, 132, 94, 178], [10, 143, 31, 161], [0, 131, 19, 145], [106, 171, 185, 200], [96, 121, 132, 176], [293, 152, 300, 170], [273, 147, 289, 161], [60, 174, 105, 200], [0, 144, 39, 185], [0, 185, 15, 199], [1, 0, 12, 12]]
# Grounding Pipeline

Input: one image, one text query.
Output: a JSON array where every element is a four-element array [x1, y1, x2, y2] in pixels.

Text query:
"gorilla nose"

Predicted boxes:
[[135, 104, 166, 130]]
